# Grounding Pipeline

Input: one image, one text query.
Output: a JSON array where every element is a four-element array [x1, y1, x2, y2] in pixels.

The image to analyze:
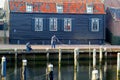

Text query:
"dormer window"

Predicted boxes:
[[56, 5, 63, 13], [26, 4, 33, 12], [86, 4, 93, 14]]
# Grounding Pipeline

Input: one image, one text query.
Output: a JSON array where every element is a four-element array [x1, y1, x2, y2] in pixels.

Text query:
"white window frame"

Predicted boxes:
[[64, 18, 72, 31], [35, 18, 43, 31], [26, 4, 33, 12], [56, 5, 63, 13], [91, 18, 99, 32], [49, 18, 57, 31]]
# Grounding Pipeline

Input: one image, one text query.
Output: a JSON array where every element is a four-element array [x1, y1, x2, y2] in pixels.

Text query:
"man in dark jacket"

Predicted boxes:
[[26, 42, 32, 52], [51, 35, 59, 48]]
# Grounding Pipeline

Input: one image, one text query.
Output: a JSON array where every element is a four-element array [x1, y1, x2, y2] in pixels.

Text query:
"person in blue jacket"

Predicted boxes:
[[26, 42, 32, 52]]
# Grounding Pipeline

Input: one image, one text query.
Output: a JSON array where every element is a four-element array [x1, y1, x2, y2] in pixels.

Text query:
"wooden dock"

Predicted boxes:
[[0, 44, 119, 53]]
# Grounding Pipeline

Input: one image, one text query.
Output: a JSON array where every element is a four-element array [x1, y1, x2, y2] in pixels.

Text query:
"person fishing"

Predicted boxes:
[[51, 35, 59, 48], [26, 42, 32, 52]]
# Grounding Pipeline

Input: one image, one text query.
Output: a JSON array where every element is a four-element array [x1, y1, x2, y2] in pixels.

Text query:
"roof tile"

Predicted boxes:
[[9, 0, 105, 14]]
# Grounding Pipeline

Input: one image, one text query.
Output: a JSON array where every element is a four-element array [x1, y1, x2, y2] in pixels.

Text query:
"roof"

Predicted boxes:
[[105, 0, 120, 21], [105, 0, 120, 8], [9, 0, 105, 14], [108, 8, 120, 21]]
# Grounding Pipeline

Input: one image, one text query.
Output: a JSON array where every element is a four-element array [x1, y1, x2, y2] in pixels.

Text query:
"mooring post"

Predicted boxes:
[[74, 48, 79, 71], [46, 63, 54, 80], [22, 59, 27, 80], [14, 48, 17, 60], [46, 48, 49, 63], [1, 56, 6, 80], [117, 53, 120, 80], [99, 46, 103, 63], [92, 69, 99, 80], [59, 48, 62, 65], [92, 49, 99, 80], [58, 48, 61, 80], [89, 41, 91, 59], [104, 47, 107, 60], [93, 49, 96, 69]]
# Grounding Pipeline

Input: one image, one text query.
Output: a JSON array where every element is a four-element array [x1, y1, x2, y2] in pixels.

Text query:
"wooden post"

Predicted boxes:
[[104, 47, 107, 60], [93, 49, 96, 69], [1, 56, 6, 80], [21, 59, 27, 80], [117, 53, 120, 80], [99, 46, 103, 63], [74, 48, 79, 70], [58, 48, 61, 80], [89, 41, 91, 59], [46, 48, 49, 63]]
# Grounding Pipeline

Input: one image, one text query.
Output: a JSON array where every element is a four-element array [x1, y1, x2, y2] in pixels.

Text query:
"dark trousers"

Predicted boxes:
[[26, 47, 32, 52], [51, 42, 56, 48]]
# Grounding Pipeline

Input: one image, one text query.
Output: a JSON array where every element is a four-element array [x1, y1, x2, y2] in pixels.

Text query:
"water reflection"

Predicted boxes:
[[74, 61, 79, 80], [5, 57, 118, 80], [99, 64, 103, 80], [104, 60, 107, 80], [58, 63, 61, 80], [89, 60, 91, 80]]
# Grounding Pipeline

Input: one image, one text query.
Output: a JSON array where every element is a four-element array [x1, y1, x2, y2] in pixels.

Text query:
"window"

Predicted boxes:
[[91, 18, 99, 32], [56, 5, 63, 13], [64, 18, 72, 31], [26, 4, 33, 12], [35, 18, 43, 31], [49, 18, 57, 31]]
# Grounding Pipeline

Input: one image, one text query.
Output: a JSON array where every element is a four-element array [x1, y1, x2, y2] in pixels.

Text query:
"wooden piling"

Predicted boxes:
[[117, 53, 120, 80], [46, 48, 49, 63], [74, 48, 79, 70], [99, 46, 103, 63], [104, 47, 107, 60], [93, 49, 96, 69], [89, 41, 91, 59]]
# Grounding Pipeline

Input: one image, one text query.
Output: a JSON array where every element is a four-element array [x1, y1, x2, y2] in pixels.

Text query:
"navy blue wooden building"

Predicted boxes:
[[9, 0, 106, 44]]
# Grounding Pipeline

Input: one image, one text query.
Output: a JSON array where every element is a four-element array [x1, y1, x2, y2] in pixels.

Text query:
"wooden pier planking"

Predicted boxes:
[[0, 44, 119, 54]]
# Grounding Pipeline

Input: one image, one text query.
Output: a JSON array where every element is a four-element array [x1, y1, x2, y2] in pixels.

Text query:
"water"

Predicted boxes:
[[5, 58, 117, 80]]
